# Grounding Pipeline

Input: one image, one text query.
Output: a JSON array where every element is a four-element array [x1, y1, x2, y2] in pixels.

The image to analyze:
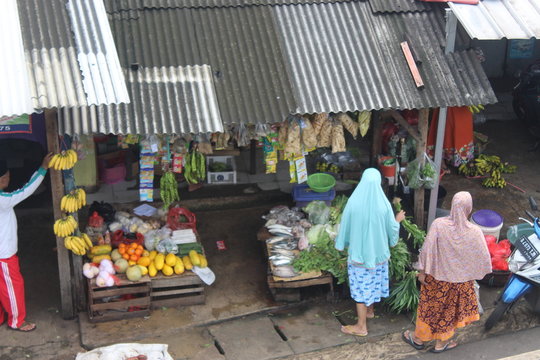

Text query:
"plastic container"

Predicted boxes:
[[293, 183, 335, 208], [207, 155, 237, 184], [471, 210, 504, 240], [378, 156, 396, 178], [307, 173, 336, 193]]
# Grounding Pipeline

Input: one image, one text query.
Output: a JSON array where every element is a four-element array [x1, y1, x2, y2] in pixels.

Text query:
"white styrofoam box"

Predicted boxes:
[[207, 155, 237, 184]]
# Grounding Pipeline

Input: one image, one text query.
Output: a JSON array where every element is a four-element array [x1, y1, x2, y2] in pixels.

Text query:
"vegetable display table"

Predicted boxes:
[[257, 226, 335, 302]]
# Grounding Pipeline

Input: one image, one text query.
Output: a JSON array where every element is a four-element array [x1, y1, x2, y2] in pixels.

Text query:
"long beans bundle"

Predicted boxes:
[[160, 171, 179, 210]]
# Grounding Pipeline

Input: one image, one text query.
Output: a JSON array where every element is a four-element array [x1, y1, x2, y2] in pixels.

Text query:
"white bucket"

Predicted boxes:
[[471, 218, 504, 240]]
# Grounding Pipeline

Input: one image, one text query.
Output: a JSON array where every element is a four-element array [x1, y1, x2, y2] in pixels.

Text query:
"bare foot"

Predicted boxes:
[[366, 311, 375, 319], [341, 324, 368, 337]]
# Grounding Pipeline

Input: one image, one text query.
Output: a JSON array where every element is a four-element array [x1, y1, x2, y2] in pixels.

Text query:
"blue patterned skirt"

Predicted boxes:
[[348, 261, 389, 306]]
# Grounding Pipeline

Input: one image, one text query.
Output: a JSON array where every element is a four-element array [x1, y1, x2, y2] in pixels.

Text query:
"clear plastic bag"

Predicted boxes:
[[406, 158, 423, 189], [156, 238, 178, 254], [421, 153, 438, 190], [303, 201, 330, 225], [406, 153, 438, 189]]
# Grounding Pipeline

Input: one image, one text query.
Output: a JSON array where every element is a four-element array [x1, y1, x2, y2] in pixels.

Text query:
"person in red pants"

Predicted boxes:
[[0, 153, 52, 332]]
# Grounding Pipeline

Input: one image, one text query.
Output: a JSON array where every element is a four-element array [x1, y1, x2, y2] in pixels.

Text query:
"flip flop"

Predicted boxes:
[[9, 322, 36, 332], [341, 325, 368, 337], [402, 330, 425, 350], [430, 341, 458, 353]]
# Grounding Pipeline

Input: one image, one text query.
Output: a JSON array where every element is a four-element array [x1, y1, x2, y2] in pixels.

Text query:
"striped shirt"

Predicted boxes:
[[0, 168, 47, 259]]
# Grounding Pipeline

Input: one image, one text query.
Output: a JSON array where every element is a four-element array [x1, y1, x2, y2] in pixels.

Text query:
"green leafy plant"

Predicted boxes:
[[292, 238, 348, 284], [385, 270, 419, 314], [389, 239, 411, 282], [393, 198, 426, 249]]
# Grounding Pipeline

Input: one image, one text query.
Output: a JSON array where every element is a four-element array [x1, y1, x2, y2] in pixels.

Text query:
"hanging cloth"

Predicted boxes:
[[427, 107, 474, 167]]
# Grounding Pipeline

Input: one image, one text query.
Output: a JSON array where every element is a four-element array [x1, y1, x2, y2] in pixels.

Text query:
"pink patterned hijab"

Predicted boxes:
[[417, 191, 492, 283]]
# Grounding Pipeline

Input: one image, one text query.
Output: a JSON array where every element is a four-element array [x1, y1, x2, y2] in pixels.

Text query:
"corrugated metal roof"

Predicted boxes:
[[59, 65, 223, 135], [369, 0, 432, 13], [4, 0, 129, 118], [105, 3, 296, 126], [449, 0, 540, 40], [0, 0, 34, 118], [274, 2, 497, 113], [107, 0, 356, 11], [90, 0, 495, 134]]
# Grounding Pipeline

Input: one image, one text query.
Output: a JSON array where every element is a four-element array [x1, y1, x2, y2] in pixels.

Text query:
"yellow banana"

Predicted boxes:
[[82, 233, 93, 249]]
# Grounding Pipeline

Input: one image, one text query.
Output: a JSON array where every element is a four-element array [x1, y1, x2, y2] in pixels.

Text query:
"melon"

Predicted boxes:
[[126, 265, 142, 282], [111, 249, 122, 262], [114, 259, 129, 274]]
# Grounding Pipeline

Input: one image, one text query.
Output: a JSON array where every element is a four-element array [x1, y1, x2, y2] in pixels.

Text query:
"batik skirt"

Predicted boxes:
[[415, 274, 480, 342]]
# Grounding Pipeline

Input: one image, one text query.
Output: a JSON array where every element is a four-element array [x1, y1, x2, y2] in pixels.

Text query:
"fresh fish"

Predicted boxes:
[[267, 224, 292, 231], [272, 259, 292, 266], [273, 265, 299, 278], [266, 236, 291, 244], [269, 255, 294, 260], [268, 230, 293, 237]]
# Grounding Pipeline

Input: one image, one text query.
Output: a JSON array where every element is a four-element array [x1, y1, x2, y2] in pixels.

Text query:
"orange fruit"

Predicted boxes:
[[122, 253, 130, 260], [130, 242, 138, 249], [119, 243, 126, 249], [135, 248, 143, 256], [130, 254, 138, 261], [118, 247, 126, 255], [137, 245, 144, 251], [128, 248, 135, 255]]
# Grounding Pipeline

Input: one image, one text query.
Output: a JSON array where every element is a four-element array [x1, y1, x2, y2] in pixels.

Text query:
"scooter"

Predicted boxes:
[[484, 197, 540, 330], [512, 60, 540, 151]]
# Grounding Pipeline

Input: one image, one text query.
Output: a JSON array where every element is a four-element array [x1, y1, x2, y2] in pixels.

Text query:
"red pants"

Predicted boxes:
[[0, 255, 26, 328]]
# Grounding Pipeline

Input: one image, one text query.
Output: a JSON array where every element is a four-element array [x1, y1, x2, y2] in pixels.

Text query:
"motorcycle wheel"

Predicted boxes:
[[485, 301, 512, 331]]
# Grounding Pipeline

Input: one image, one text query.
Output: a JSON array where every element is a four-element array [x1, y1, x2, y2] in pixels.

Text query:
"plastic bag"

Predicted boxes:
[[304, 201, 330, 225], [156, 238, 178, 254], [421, 153, 438, 189], [144, 228, 171, 251], [406, 158, 423, 189]]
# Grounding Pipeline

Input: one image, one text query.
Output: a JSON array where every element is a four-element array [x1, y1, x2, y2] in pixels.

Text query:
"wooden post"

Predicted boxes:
[[45, 109, 75, 319], [413, 109, 430, 228], [370, 111, 383, 166]]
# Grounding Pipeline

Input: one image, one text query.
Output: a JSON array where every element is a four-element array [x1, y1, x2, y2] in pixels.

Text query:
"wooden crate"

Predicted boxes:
[[150, 272, 205, 308], [87, 274, 151, 323]]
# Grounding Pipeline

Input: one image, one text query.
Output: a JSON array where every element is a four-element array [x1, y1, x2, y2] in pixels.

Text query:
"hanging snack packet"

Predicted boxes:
[[317, 118, 332, 147], [289, 160, 297, 183], [331, 121, 346, 153], [337, 112, 358, 139], [301, 116, 318, 150], [312, 113, 328, 137]]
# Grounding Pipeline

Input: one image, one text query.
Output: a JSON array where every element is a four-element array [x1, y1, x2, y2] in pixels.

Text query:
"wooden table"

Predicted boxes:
[[258, 226, 335, 302]]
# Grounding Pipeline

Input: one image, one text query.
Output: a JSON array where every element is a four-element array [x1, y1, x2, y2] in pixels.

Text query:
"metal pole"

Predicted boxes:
[[427, 9, 457, 227]]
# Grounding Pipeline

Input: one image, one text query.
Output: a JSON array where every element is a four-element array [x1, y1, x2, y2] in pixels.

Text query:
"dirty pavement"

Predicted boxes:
[[2, 112, 540, 359]]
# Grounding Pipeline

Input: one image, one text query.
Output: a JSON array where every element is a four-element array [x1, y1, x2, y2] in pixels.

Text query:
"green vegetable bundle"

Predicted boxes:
[[385, 270, 419, 314], [389, 239, 410, 282], [393, 198, 426, 249], [292, 237, 348, 284], [184, 150, 206, 184], [160, 171, 180, 211]]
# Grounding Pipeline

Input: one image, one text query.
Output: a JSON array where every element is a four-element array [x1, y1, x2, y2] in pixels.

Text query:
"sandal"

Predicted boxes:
[[340, 325, 368, 337], [430, 341, 458, 353], [9, 322, 36, 332], [402, 330, 425, 350]]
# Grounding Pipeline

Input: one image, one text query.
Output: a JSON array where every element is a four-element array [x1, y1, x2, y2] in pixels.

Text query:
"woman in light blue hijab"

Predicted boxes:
[[335, 168, 405, 336]]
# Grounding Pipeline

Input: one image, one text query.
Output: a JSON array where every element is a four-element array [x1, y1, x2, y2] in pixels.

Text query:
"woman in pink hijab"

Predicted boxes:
[[402, 191, 491, 353]]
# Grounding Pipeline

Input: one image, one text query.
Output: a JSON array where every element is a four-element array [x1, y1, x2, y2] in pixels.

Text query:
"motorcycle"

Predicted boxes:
[[484, 197, 540, 330], [512, 60, 540, 151]]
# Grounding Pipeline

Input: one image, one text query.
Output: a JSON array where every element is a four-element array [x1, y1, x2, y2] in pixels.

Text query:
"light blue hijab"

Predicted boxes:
[[335, 168, 400, 268]]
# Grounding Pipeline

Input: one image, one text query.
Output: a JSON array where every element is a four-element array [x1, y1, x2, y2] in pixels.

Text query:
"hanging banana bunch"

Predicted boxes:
[[60, 188, 87, 213], [53, 215, 79, 237], [467, 104, 485, 114], [49, 150, 78, 170], [64, 233, 93, 256]]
